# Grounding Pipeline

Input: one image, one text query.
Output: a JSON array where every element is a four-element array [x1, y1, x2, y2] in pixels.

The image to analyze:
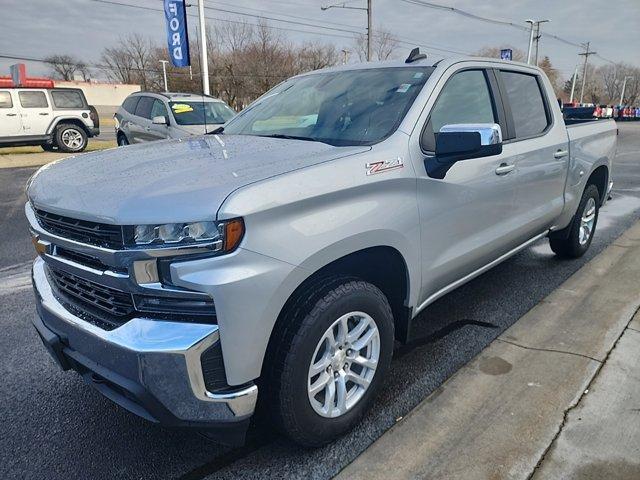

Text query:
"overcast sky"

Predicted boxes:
[[2, 0, 639, 82]]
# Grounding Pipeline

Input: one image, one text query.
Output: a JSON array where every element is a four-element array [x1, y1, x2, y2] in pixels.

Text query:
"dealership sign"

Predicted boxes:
[[500, 49, 513, 61], [164, 0, 190, 67]]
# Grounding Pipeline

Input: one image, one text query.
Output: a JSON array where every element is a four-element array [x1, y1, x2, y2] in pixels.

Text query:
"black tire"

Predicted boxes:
[[549, 184, 600, 258], [41, 143, 58, 152], [263, 277, 394, 447], [117, 132, 129, 146], [55, 123, 88, 153]]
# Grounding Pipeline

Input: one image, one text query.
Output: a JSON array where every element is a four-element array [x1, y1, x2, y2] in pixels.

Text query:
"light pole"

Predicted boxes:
[[620, 76, 634, 106], [197, 0, 210, 95], [569, 64, 579, 103], [526, 20, 535, 65], [159, 60, 169, 92], [322, 1, 372, 61]]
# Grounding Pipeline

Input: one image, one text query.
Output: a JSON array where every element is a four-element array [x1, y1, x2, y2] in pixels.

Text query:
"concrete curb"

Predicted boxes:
[[336, 221, 640, 480]]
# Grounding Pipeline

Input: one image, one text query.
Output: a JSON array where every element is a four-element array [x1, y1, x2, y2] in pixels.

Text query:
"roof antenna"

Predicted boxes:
[[405, 47, 427, 63]]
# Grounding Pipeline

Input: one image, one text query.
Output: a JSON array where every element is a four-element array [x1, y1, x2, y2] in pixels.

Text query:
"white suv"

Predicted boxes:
[[0, 87, 99, 152]]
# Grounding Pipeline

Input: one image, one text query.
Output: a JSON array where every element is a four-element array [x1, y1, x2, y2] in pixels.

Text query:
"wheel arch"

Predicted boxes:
[[586, 164, 609, 205]]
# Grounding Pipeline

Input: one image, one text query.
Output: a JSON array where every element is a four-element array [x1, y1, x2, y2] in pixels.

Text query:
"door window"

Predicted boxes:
[[122, 96, 140, 113], [134, 96, 155, 119], [150, 99, 168, 120], [0, 91, 12, 108], [19, 91, 49, 108], [500, 71, 549, 138], [421, 70, 496, 151]]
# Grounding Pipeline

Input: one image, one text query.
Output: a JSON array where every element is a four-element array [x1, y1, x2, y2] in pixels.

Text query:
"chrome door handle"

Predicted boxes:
[[554, 149, 569, 159], [39, 112, 50, 116], [145, 126, 151, 131], [6, 113, 17, 116], [495, 163, 515, 175]]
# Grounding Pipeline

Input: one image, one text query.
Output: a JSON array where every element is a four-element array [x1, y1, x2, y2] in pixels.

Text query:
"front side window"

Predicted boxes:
[[224, 67, 434, 146], [19, 91, 48, 108], [169, 101, 235, 125], [0, 91, 12, 108], [422, 70, 496, 151], [51, 90, 84, 108], [500, 71, 549, 138], [150, 99, 168, 119]]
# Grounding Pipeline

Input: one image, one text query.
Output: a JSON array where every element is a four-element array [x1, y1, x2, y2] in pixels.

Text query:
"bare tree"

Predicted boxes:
[[101, 34, 160, 90], [44, 54, 88, 81], [355, 28, 400, 61]]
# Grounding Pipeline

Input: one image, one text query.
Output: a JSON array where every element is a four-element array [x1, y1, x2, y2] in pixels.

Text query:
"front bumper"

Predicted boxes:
[[31, 256, 257, 444]]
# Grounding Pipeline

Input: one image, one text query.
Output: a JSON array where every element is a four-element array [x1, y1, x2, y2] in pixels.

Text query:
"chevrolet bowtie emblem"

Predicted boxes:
[[31, 235, 50, 256]]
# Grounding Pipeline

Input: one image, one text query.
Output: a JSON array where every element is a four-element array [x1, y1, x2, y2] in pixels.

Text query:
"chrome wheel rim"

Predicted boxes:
[[579, 197, 596, 245], [61, 128, 84, 150], [307, 311, 380, 418]]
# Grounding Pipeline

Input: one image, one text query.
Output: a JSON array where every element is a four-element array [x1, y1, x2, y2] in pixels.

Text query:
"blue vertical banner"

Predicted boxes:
[[500, 49, 513, 61], [164, 0, 190, 67]]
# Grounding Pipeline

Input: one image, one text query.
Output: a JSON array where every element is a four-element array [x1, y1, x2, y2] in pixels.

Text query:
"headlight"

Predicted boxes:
[[131, 218, 244, 252]]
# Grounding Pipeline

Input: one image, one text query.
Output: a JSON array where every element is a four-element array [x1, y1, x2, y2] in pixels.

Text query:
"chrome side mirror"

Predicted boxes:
[[427, 123, 503, 179], [152, 115, 169, 126]]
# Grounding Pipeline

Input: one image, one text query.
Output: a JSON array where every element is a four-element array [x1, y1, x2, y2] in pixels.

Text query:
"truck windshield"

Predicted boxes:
[[223, 67, 434, 146], [169, 101, 236, 125]]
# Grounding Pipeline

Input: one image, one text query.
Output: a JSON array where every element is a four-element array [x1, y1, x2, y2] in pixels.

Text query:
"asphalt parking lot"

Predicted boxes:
[[1, 123, 640, 480]]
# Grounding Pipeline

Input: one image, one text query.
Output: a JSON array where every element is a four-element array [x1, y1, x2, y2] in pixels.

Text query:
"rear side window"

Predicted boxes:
[[122, 96, 140, 113], [19, 91, 48, 108], [500, 71, 549, 138], [0, 91, 12, 108], [51, 90, 84, 108], [421, 70, 496, 151], [134, 96, 155, 119]]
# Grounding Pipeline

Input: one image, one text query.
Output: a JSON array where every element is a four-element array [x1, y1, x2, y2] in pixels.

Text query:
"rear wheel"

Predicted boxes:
[[264, 278, 394, 446], [549, 184, 600, 258], [55, 124, 87, 153]]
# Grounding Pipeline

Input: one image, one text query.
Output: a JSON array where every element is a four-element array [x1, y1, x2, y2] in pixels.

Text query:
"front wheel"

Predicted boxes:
[[55, 124, 88, 153], [117, 132, 129, 146], [265, 278, 394, 447], [549, 184, 600, 258]]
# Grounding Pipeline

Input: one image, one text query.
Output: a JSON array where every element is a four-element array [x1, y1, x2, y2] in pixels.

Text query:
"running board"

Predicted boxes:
[[415, 231, 550, 316]]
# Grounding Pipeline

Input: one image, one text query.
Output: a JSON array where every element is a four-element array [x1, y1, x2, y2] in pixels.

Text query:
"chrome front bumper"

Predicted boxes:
[[32, 256, 257, 432]]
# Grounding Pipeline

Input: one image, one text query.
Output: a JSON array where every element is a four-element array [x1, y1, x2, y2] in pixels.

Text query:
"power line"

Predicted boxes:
[[398, 0, 619, 64]]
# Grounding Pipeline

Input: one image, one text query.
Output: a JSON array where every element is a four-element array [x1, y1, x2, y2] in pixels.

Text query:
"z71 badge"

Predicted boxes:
[[366, 157, 404, 176]]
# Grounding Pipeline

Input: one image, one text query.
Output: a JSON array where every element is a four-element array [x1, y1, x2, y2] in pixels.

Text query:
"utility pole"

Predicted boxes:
[[197, 0, 210, 95], [534, 20, 549, 65], [620, 76, 634, 105], [525, 19, 548, 65], [159, 60, 169, 92], [322, 1, 372, 61], [579, 42, 596, 104], [569, 64, 579, 103]]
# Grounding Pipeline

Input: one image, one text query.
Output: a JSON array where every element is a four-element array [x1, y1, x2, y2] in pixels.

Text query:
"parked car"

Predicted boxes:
[[0, 87, 99, 152], [27, 53, 616, 447], [114, 92, 236, 145]]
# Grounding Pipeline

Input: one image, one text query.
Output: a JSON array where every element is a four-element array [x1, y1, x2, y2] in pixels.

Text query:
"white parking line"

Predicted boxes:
[[0, 261, 32, 295]]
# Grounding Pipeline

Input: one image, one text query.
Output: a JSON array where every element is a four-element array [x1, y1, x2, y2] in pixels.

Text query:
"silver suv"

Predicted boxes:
[[114, 92, 235, 145]]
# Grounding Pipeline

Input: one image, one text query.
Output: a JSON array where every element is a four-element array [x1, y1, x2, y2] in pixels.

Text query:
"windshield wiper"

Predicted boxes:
[[257, 134, 322, 143], [207, 126, 224, 134]]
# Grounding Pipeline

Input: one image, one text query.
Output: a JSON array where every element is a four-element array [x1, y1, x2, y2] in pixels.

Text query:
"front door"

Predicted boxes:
[[0, 90, 22, 136], [411, 68, 521, 304], [16, 90, 52, 136]]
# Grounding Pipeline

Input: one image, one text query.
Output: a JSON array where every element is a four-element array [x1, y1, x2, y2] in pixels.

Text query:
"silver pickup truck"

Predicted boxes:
[[27, 54, 616, 447]]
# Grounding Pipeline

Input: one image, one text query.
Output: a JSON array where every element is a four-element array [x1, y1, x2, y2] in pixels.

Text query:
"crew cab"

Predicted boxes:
[[0, 87, 99, 152], [26, 53, 616, 447]]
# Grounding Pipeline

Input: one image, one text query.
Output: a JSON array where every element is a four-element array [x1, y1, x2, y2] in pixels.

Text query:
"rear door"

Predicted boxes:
[[0, 90, 22, 136], [130, 96, 155, 142], [496, 69, 569, 238], [17, 90, 52, 136]]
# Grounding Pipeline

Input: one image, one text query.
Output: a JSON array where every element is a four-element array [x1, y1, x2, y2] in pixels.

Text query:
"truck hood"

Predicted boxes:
[[27, 135, 369, 225]]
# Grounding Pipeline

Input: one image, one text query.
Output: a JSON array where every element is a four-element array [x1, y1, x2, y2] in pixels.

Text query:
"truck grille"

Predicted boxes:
[[35, 209, 124, 249], [48, 267, 135, 324]]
